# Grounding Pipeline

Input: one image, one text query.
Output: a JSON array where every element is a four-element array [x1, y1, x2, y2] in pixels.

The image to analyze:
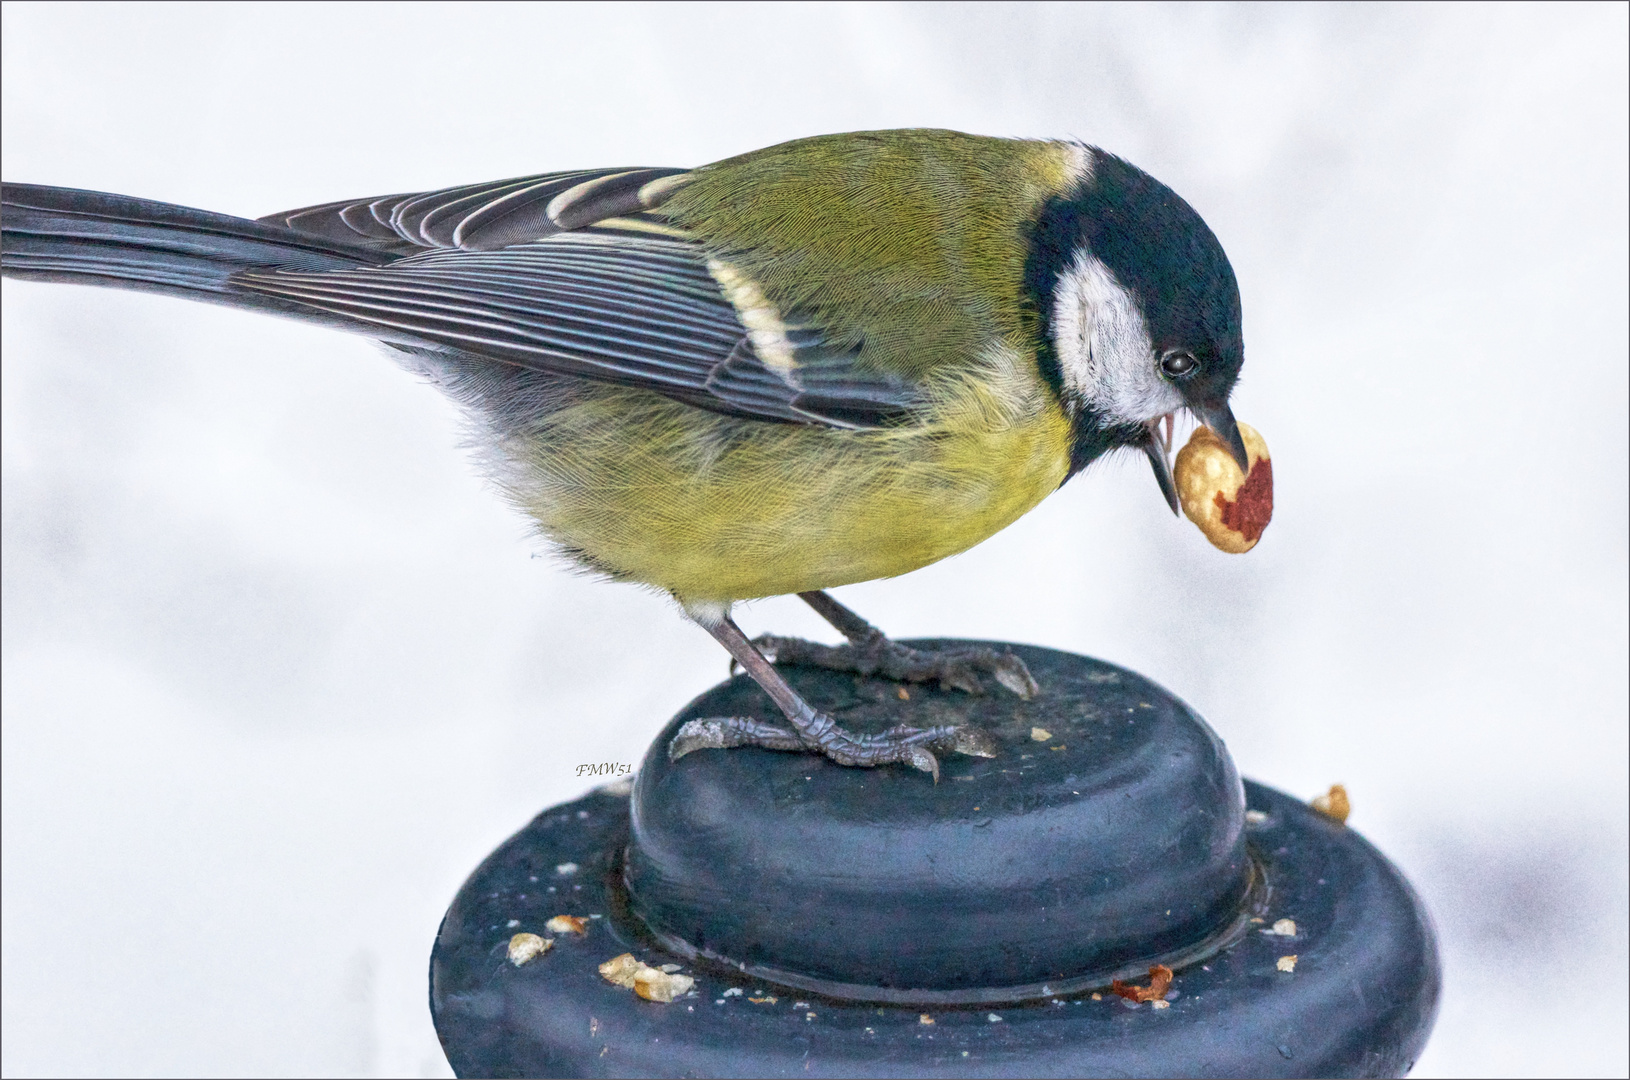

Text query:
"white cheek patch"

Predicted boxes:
[[1051, 251, 1183, 427]]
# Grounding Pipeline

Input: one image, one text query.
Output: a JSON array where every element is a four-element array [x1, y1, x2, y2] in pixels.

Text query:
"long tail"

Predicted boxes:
[[1, 183, 390, 320]]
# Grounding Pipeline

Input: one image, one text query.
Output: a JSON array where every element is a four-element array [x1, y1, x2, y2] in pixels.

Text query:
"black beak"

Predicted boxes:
[[1144, 418, 1180, 516], [1192, 399, 1250, 472]]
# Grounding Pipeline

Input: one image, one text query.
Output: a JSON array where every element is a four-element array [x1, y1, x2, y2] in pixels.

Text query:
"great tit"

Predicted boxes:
[[1, 128, 1248, 778]]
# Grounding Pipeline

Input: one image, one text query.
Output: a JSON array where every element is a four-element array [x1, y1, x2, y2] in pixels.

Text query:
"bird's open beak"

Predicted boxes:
[[1192, 399, 1250, 472], [1144, 414, 1179, 516]]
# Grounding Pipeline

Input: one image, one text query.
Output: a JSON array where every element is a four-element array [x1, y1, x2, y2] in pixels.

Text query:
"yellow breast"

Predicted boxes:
[[492, 347, 1072, 603]]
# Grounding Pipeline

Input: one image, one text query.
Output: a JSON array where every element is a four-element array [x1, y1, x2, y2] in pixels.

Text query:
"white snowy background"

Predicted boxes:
[[3, 3, 1625, 1077]]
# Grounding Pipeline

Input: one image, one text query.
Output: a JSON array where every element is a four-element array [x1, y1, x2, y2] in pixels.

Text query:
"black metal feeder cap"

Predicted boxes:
[[431, 643, 1441, 1078]]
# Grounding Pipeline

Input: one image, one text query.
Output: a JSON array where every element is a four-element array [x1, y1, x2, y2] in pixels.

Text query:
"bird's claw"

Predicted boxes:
[[949, 725, 1000, 758], [750, 633, 1038, 700], [904, 745, 940, 782], [989, 652, 1040, 700], [668, 713, 994, 780], [669, 717, 803, 761]]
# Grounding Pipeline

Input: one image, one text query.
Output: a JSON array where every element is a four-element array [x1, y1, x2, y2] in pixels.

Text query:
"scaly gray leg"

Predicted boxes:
[[671, 607, 997, 780], [746, 590, 1039, 699]]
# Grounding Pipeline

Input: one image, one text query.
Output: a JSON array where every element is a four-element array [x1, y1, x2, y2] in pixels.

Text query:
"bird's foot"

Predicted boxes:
[[668, 714, 997, 782], [748, 630, 1039, 699]]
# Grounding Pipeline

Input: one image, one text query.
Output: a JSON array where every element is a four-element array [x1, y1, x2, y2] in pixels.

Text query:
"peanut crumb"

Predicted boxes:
[[633, 966, 694, 1003], [547, 915, 589, 935], [1030, 727, 1052, 742], [1277, 955, 1298, 973], [507, 933, 551, 966], [597, 953, 694, 1002], [598, 953, 641, 988], [1111, 964, 1174, 1003], [1311, 784, 1350, 824]]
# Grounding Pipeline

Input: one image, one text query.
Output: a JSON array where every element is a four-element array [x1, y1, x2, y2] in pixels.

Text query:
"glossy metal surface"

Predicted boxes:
[[430, 644, 1440, 1077], [626, 644, 1252, 996]]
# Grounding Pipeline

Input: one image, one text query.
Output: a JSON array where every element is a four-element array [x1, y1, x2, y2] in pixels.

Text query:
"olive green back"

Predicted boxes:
[[663, 130, 1077, 383]]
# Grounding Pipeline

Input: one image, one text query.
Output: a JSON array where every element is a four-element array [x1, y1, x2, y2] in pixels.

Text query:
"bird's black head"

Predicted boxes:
[[1025, 146, 1248, 505]]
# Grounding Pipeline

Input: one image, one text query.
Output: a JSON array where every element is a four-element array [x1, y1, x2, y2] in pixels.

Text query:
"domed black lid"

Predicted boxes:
[[624, 642, 1255, 1002]]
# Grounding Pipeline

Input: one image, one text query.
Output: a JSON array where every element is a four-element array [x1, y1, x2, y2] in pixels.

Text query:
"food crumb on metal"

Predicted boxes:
[[1263, 918, 1297, 937], [507, 933, 551, 966], [1112, 964, 1173, 1003], [599, 953, 641, 987], [635, 968, 695, 1002], [1311, 784, 1350, 824], [1030, 727, 1053, 742], [1277, 954, 1299, 973], [919, 1014, 935, 1025], [598, 952, 696, 1002]]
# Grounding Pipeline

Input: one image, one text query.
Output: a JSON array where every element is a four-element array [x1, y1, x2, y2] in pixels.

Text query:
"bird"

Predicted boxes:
[[1, 128, 1249, 780]]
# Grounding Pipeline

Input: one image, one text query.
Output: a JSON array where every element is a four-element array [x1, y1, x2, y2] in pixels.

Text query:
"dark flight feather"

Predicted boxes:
[[3, 176, 924, 429]]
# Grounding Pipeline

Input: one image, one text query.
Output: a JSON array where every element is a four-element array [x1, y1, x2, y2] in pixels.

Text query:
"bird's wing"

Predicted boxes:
[[243, 171, 921, 428], [257, 167, 696, 256]]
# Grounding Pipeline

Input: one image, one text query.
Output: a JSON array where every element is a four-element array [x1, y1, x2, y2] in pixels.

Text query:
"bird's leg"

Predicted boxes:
[[671, 607, 997, 779], [747, 590, 1039, 699]]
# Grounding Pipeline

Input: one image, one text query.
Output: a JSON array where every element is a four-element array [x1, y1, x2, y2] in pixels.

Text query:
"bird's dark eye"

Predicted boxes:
[[1161, 351, 1198, 378]]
